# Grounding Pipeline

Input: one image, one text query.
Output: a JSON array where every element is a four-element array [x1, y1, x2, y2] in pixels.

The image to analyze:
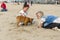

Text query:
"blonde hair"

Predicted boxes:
[[36, 11, 44, 16]]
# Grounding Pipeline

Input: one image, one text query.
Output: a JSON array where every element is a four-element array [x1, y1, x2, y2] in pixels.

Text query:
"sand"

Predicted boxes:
[[0, 3, 60, 40]]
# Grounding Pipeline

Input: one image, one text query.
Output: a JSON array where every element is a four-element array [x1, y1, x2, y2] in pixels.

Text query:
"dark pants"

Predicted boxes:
[[1, 8, 7, 12], [42, 23, 60, 29]]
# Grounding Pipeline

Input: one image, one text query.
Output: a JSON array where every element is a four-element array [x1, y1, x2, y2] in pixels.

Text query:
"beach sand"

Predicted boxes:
[[0, 3, 60, 40]]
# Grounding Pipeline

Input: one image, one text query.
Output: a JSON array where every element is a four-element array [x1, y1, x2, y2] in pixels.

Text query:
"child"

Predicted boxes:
[[35, 11, 44, 28], [17, 4, 29, 26], [1, 2, 7, 12], [17, 4, 29, 16], [36, 11, 60, 29]]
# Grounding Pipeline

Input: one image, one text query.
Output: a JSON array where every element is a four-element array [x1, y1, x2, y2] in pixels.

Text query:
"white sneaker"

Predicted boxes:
[[52, 27, 60, 31]]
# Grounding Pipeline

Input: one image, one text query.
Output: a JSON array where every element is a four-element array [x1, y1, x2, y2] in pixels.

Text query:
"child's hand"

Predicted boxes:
[[38, 26, 42, 28]]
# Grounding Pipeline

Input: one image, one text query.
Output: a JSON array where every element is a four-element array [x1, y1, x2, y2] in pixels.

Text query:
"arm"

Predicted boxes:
[[18, 10, 24, 16], [38, 21, 43, 28], [38, 18, 45, 28]]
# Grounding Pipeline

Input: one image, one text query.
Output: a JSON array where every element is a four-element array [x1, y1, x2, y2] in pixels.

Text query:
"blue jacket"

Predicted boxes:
[[44, 15, 58, 27]]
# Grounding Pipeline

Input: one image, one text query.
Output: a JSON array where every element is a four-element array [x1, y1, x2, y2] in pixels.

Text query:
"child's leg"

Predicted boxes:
[[42, 23, 59, 29], [1, 8, 7, 12], [57, 24, 60, 29], [4, 8, 7, 11], [43, 23, 54, 29], [1, 8, 4, 12]]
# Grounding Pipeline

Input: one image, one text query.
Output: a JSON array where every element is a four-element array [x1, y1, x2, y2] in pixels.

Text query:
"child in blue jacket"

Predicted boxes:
[[36, 11, 60, 29]]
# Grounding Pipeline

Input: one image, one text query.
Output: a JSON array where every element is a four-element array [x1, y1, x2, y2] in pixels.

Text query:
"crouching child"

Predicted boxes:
[[36, 11, 60, 30], [1, 2, 7, 12]]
